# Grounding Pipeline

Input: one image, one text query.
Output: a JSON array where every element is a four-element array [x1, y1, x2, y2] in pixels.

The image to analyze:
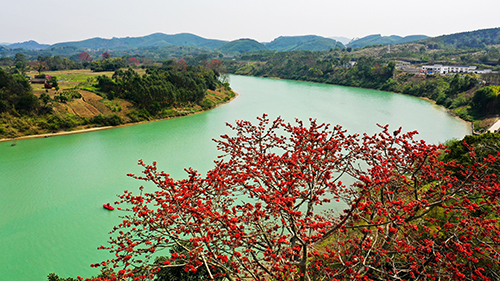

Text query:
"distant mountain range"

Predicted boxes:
[[4, 40, 51, 50], [423, 27, 500, 48], [2, 27, 499, 55], [265, 35, 344, 52], [347, 34, 429, 48], [1, 33, 347, 55], [51, 33, 227, 50]]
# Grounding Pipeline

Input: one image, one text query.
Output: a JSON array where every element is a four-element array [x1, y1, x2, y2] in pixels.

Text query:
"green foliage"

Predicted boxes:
[[90, 113, 122, 126], [266, 35, 344, 52], [472, 86, 500, 115], [127, 109, 152, 122], [425, 27, 500, 49], [451, 106, 473, 121], [39, 92, 52, 106], [47, 273, 78, 281], [347, 34, 428, 49], [217, 39, 268, 55], [54, 90, 81, 103], [0, 68, 40, 114], [38, 56, 83, 71], [0, 56, 14, 66], [91, 58, 126, 72], [95, 63, 221, 113], [49, 33, 227, 50], [443, 133, 500, 173], [43, 114, 87, 131], [229, 52, 395, 89], [102, 100, 122, 112], [227, 50, 496, 120], [47, 76, 59, 89], [445, 74, 477, 96], [14, 53, 27, 72], [198, 97, 215, 110]]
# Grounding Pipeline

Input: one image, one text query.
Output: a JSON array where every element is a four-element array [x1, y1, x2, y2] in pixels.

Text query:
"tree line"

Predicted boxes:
[[0, 68, 44, 114], [226, 50, 500, 129], [95, 60, 222, 114], [0, 59, 229, 138]]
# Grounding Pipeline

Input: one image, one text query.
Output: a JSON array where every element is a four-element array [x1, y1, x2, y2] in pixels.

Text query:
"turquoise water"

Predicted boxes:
[[0, 75, 470, 280]]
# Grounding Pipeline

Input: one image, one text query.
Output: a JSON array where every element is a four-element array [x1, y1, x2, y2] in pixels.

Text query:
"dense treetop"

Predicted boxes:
[[425, 27, 500, 49], [72, 115, 500, 281], [96, 61, 222, 113], [0, 68, 41, 114]]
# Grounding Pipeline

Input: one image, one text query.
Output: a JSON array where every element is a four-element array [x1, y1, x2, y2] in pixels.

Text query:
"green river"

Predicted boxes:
[[0, 75, 470, 280]]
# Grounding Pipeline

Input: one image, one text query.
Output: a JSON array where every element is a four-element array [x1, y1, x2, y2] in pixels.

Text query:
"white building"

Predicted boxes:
[[448, 66, 476, 73], [422, 64, 449, 74], [421, 64, 493, 75]]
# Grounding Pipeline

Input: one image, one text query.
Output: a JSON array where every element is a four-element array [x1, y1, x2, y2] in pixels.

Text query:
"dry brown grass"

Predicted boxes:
[[29, 70, 130, 119], [67, 98, 100, 118]]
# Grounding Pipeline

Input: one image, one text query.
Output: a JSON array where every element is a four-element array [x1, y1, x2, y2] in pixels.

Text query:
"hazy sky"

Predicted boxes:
[[1, 0, 499, 44]]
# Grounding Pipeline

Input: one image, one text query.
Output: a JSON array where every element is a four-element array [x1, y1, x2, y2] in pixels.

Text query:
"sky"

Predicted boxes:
[[1, 0, 499, 45]]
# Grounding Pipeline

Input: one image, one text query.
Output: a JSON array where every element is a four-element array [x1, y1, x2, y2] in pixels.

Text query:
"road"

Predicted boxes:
[[489, 119, 500, 133]]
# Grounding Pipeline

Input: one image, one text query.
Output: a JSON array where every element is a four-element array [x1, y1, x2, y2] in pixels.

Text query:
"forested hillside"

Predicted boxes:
[[347, 34, 428, 48], [217, 39, 268, 55], [265, 35, 344, 51], [95, 61, 221, 113], [226, 49, 499, 130], [228, 51, 394, 89], [51, 33, 228, 50], [0, 60, 234, 139], [0, 68, 43, 115], [5, 40, 50, 50], [425, 27, 500, 49]]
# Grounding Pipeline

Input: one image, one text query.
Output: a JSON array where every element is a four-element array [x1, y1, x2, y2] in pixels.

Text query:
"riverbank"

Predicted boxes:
[[236, 73, 479, 134], [228, 58, 497, 133], [0, 91, 238, 143]]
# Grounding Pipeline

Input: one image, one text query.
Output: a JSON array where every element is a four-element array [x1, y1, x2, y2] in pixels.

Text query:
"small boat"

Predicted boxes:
[[103, 203, 114, 210]]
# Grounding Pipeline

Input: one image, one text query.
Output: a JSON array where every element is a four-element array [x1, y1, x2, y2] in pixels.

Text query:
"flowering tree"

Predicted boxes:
[[128, 57, 140, 67], [80, 52, 92, 63], [102, 52, 111, 60], [28, 60, 48, 74], [208, 59, 228, 83], [93, 115, 500, 281]]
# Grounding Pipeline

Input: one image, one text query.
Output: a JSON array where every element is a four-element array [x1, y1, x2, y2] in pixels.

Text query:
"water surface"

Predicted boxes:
[[0, 75, 470, 280]]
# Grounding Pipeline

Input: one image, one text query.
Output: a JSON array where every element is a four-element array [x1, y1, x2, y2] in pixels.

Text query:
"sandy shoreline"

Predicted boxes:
[[0, 92, 239, 143], [1, 125, 118, 143]]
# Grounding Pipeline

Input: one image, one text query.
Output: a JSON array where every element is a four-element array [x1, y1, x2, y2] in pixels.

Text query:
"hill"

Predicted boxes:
[[329, 36, 351, 45], [51, 33, 227, 50], [217, 39, 268, 54], [347, 34, 428, 48], [6, 40, 50, 50], [265, 35, 344, 52], [0, 67, 236, 139], [424, 27, 500, 48]]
